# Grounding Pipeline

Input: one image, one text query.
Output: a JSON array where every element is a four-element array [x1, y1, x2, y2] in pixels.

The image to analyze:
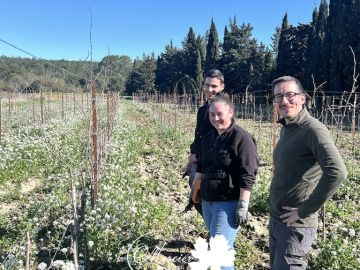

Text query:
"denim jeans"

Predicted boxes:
[[202, 200, 240, 270], [269, 219, 316, 270]]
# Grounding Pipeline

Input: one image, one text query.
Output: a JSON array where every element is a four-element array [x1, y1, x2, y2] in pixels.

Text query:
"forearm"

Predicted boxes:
[[239, 188, 251, 202], [192, 172, 203, 203]]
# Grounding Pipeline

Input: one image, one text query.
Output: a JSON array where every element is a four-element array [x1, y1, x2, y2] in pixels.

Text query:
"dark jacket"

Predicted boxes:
[[197, 121, 259, 201], [190, 102, 216, 158], [270, 108, 347, 227]]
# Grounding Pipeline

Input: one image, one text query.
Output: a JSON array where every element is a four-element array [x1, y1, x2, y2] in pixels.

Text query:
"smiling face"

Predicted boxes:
[[209, 101, 234, 134], [273, 81, 306, 124], [203, 77, 225, 100]]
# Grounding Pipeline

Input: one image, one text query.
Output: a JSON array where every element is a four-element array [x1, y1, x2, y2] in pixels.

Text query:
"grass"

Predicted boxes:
[[0, 98, 359, 269]]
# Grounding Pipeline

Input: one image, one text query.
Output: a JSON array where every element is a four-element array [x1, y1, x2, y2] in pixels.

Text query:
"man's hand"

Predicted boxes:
[[280, 206, 300, 226], [188, 154, 197, 164], [236, 199, 249, 225], [191, 173, 202, 203]]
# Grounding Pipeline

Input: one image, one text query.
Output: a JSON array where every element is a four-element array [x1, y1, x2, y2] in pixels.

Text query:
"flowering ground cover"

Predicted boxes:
[[0, 99, 359, 269]]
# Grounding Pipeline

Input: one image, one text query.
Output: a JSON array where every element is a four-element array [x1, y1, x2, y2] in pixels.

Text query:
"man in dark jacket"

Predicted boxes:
[[269, 76, 347, 270], [187, 69, 225, 214]]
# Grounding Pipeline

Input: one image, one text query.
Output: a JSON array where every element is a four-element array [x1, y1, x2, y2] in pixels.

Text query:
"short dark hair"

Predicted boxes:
[[205, 69, 224, 84], [209, 93, 235, 112], [271, 76, 304, 94]]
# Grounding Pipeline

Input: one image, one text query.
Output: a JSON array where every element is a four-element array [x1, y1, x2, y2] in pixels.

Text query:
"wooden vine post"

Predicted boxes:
[[25, 232, 30, 270], [272, 106, 278, 172], [40, 85, 44, 124], [73, 90, 76, 115], [61, 92, 65, 119], [91, 80, 98, 207], [106, 91, 110, 141], [352, 94, 357, 156], [8, 88, 12, 131], [0, 86, 2, 142], [71, 178, 79, 270]]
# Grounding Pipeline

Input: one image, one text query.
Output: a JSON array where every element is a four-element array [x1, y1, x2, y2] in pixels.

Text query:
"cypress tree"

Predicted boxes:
[[290, 24, 310, 83], [248, 42, 274, 90], [355, 0, 360, 77], [221, 17, 257, 93], [304, 7, 319, 91], [271, 26, 281, 62], [181, 27, 203, 90], [275, 13, 292, 77], [328, 0, 357, 93], [125, 54, 157, 94], [195, 48, 203, 91], [205, 18, 220, 71], [317, 0, 330, 89], [155, 41, 183, 93]]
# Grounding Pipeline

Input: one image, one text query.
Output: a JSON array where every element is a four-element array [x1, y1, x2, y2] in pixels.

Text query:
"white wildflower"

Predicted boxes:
[[348, 229, 356, 237], [61, 261, 75, 270], [37, 262, 47, 270], [189, 234, 235, 270], [52, 260, 65, 269]]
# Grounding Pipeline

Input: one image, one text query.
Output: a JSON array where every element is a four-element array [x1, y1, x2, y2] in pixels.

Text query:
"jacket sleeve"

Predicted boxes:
[[190, 106, 205, 156], [236, 133, 260, 191], [297, 125, 347, 218], [196, 138, 205, 173]]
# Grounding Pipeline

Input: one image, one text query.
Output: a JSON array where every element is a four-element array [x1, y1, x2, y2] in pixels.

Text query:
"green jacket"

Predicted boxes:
[[270, 108, 347, 227]]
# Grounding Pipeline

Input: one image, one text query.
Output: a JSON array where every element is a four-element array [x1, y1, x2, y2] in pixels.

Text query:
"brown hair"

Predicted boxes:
[[205, 69, 225, 84], [210, 93, 235, 112], [271, 76, 304, 94]]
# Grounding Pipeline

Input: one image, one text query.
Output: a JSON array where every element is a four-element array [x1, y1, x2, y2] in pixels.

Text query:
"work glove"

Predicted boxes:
[[236, 199, 249, 225]]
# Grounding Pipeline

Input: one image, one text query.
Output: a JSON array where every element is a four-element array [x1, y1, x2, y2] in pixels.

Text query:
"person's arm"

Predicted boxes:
[[236, 188, 251, 224], [192, 172, 203, 203], [237, 134, 260, 191], [236, 133, 260, 224], [297, 126, 347, 218], [189, 106, 206, 159]]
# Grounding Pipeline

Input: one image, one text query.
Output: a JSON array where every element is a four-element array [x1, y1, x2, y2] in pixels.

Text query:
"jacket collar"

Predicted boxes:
[[277, 108, 309, 127]]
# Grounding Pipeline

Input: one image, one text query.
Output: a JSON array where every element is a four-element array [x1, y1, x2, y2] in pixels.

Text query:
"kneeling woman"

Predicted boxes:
[[192, 94, 259, 270]]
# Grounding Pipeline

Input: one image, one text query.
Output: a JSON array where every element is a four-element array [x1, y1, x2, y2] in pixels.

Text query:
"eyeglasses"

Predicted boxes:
[[272, 92, 302, 103]]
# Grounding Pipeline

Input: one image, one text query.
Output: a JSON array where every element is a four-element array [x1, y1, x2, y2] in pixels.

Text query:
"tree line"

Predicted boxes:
[[0, 0, 359, 96], [127, 0, 360, 96]]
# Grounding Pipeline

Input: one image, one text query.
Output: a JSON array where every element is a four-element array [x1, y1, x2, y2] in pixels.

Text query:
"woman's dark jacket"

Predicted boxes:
[[197, 121, 259, 201]]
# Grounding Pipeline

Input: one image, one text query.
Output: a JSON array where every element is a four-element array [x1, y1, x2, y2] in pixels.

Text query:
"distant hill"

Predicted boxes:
[[0, 55, 132, 93]]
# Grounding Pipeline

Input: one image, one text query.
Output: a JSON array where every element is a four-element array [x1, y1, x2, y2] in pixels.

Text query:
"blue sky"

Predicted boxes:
[[0, 0, 320, 61]]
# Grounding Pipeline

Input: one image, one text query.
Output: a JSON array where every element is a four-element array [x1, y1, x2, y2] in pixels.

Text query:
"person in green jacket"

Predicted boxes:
[[269, 76, 348, 270]]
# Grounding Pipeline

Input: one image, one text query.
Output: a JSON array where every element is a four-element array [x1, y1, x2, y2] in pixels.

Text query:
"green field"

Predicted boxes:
[[0, 98, 359, 270]]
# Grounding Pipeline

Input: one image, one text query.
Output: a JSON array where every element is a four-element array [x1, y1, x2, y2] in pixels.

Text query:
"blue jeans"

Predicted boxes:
[[269, 219, 316, 270], [202, 200, 240, 270]]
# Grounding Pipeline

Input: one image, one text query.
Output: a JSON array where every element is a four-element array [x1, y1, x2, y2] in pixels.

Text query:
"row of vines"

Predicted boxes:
[[0, 86, 359, 269]]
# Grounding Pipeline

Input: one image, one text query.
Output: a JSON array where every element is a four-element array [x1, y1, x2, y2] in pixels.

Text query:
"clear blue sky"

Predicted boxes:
[[0, 0, 320, 62]]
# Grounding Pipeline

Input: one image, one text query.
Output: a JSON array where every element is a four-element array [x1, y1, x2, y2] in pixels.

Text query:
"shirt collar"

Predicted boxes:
[[277, 108, 308, 127]]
